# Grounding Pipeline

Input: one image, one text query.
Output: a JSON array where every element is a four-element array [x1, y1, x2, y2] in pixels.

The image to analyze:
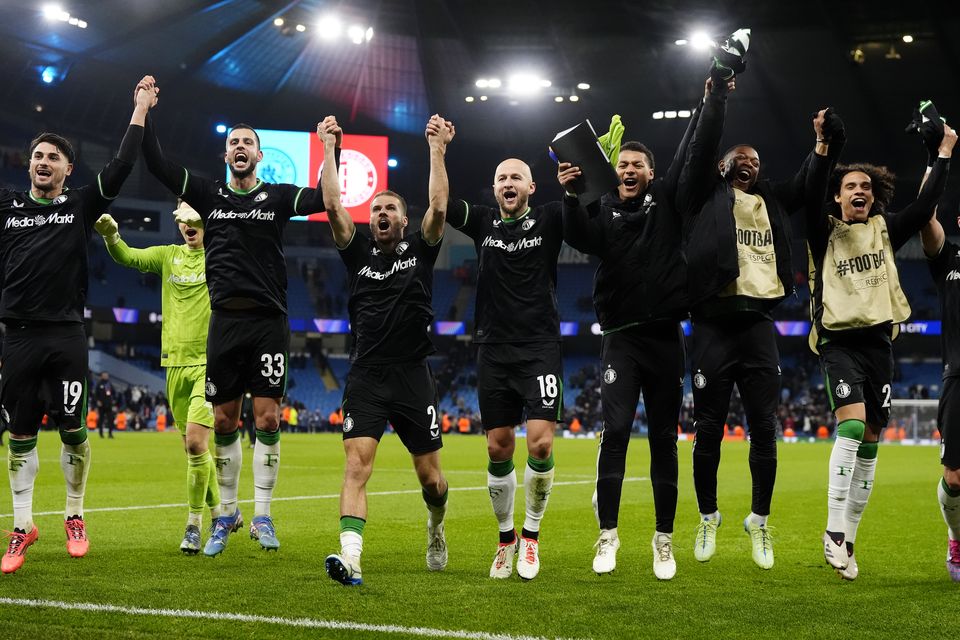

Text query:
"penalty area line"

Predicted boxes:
[[0, 597, 588, 640], [0, 477, 647, 519]]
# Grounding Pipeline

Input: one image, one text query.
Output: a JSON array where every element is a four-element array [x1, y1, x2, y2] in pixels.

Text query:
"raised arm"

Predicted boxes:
[[771, 107, 841, 213], [93, 213, 165, 274], [292, 139, 341, 218], [674, 75, 731, 217], [802, 108, 843, 256], [888, 123, 956, 250], [557, 163, 605, 254], [422, 115, 455, 245], [318, 116, 355, 249], [89, 76, 155, 207], [138, 77, 206, 201]]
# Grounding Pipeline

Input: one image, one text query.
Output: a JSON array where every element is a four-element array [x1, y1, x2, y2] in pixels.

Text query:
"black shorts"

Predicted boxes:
[[477, 341, 564, 430], [205, 309, 290, 403], [341, 360, 441, 455], [0, 322, 87, 436], [820, 333, 893, 429], [939, 376, 960, 468]]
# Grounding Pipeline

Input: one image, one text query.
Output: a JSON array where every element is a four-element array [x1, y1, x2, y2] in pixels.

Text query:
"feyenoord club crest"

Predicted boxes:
[[522, 219, 536, 231], [336, 149, 377, 208], [396, 241, 409, 254], [205, 380, 217, 397], [53, 194, 67, 205], [343, 416, 355, 433], [694, 372, 707, 389], [835, 380, 851, 399], [254, 191, 268, 202], [603, 367, 617, 384]]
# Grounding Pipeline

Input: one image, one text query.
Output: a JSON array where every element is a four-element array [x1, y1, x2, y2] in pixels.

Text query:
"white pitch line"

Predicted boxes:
[[0, 597, 586, 640], [0, 478, 647, 519]]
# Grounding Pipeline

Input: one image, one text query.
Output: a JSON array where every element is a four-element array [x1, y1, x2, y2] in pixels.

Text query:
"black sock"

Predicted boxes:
[[521, 528, 539, 541], [499, 530, 516, 545]]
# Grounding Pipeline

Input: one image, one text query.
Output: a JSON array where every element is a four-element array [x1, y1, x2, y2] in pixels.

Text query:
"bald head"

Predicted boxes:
[[493, 158, 536, 217], [494, 158, 533, 183]]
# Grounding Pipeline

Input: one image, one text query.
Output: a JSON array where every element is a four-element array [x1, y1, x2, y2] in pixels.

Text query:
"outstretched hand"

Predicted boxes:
[[940, 123, 958, 158], [704, 76, 736, 99], [813, 107, 844, 143], [425, 114, 455, 147], [134, 75, 159, 110], [317, 116, 343, 148], [94, 213, 118, 237], [174, 206, 202, 229]]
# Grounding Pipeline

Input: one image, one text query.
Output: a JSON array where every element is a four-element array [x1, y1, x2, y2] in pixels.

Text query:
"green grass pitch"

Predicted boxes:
[[0, 432, 952, 639]]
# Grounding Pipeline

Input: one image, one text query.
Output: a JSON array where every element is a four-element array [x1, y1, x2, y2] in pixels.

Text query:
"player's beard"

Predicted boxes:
[[497, 192, 528, 217], [229, 160, 257, 180]]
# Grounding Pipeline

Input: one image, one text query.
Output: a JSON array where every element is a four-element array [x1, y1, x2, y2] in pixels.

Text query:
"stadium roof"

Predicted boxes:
[[1, 0, 958, 205]]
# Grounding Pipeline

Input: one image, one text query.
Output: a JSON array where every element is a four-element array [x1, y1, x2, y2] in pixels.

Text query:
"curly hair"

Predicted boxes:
[[828, 163, 896, 216]]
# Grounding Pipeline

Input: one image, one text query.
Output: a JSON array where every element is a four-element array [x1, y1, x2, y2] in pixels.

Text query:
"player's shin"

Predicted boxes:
[[843, 442, 878, 546], [938, 477, 960, 540], [187, 451, 213, 527], [253, 429, 280, 517], [60, 429, 90, 518], [214, 430, 242, 516], [339, 515, 365, 559], [523, 453, 555, 537], [206, 453, 221, 519], [423, 487, 448, 527], [827, 419, 865, 533], [9, 437, 39, 531], [487, 458, 517, 539]]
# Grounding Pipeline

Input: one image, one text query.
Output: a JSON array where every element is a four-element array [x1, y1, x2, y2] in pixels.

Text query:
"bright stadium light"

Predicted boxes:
[[554, 96, 564, 102], [295, 23, 306, 32], [365, 27, 374, 42], [664, 110, 678, 118], [40, 66, 57, 84], [42, 4, 63, 20], [675, 38, 688, 46], [487, 78, 502, 88], [347, 24, 364, 44], [479, 95, 488, 101], [387, 158, 398, 168], [902, 34, 914, 43], [316, 15, 342, 39], [569, 95, 580, 102], [476, 79, 489, 88], [508, 74, 541, 96], [690, 31, 713, 50], [215, 123, 227, 134], [577, 82, 590, 90], [539, 79, 552, 88], [77, 19, 86, 28], [273, 17, 284, 26], [652, 111, 664, 119], [678, 109, 692, 118], [464, 96, 474, 103]]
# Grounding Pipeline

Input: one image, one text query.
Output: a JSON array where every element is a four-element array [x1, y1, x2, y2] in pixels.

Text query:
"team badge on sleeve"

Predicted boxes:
[[835, 380, 851, 399], [603, 367, 617, 384]]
